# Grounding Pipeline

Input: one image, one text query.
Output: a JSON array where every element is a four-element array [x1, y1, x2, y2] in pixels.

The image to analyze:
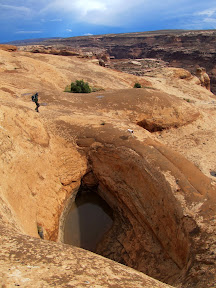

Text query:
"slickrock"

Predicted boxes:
[[0, 222, 173, 288], [13, 30, 216, 93], [0, 44, 17, 52], [0, 47, 216, 287]]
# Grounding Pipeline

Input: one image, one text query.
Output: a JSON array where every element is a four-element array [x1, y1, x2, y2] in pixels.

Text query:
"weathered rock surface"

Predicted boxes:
[[0, 104, 87, 240], [62, 118, 216, 286], [0, 44, 17, 52], [0, 48, 216, 287], [86, 138, 216, 286], [18, 44, 111, 65], [196, 67, 211, 91], [0, 221, 173, 288], [110, 58, 169, 76], [14, 30, 216, 93]]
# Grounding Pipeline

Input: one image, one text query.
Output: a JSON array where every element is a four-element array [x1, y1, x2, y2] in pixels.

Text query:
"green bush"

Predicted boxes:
[[71, 80, 91, 93], [133, 82, 142, 88]]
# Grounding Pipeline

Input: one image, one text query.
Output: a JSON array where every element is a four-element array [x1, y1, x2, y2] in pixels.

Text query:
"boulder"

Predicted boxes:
[[196, 67, 211, 90]]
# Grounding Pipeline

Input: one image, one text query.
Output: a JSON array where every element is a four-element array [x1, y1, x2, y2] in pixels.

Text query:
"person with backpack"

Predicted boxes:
[[32, 92, 40, 112]]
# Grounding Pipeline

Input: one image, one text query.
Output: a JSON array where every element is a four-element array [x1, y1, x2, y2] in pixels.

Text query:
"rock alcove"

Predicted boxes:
[[60, 142, 201, 286]]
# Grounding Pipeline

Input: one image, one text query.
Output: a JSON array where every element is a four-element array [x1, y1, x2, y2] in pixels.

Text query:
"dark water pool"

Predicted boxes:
[[64, 191, 113, 252]]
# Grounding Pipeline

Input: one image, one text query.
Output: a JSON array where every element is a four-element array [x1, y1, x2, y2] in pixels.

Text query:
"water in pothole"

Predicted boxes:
[[64, 190, 113, 252]]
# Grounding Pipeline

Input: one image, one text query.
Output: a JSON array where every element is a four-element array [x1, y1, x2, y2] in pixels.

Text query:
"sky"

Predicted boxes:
[[0, 0, 216, 43]]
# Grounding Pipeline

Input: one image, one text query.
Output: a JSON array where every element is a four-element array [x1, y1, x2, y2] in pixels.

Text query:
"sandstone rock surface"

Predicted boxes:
[[13, 30, 216, 93], [0, 44, 17, 52], [0, 48, 216, 288], [196, 67, 211, 91]]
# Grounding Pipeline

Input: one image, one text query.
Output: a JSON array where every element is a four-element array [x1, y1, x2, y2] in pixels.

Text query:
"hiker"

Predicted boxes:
[[32, 92, 40, 112]]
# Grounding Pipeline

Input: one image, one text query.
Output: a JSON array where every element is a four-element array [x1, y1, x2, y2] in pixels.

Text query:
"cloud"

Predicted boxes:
[[40, 0, 215, 28], [84, 33, 93, 36], [41, 0, 107, 14], [40, 0, 146, 26], [185, 6, 216, 29], [41, 18, 62, 22], [2, 0, 216, 29], [195, 8, 216, 17], [50, 18, 62, 22], [1, 0, 216, 41], [0, 4, 30, 13], [15, 30, 43, 34], [0, 3, 31, 18]]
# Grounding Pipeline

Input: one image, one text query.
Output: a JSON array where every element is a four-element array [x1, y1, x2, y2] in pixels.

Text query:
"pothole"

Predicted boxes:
[[64, 182, 113, 253], [62, 167, 188, 286]]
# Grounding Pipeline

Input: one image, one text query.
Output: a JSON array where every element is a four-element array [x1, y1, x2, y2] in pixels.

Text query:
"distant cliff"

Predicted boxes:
[[13, 30, 216, 93]]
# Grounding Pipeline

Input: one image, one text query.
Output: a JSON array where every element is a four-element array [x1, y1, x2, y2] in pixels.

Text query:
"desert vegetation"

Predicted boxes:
[[133, 82, 142, 88], [70, 79, 91, 93]]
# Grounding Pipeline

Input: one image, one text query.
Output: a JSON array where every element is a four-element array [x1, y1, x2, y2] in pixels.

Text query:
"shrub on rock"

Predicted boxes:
[[71, 80, 91, 93], [134, 82, 142, 88]]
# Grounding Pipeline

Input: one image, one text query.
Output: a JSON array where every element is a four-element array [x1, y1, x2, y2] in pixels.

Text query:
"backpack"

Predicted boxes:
[[32, 93, 38, 102]]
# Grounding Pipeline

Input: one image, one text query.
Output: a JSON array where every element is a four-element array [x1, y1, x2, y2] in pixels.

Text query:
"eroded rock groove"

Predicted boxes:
[[62, 144, 196, 286]]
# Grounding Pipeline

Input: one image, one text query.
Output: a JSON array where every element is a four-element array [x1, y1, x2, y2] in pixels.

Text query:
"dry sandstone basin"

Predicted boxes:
[[0, 46, 216, 288]]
